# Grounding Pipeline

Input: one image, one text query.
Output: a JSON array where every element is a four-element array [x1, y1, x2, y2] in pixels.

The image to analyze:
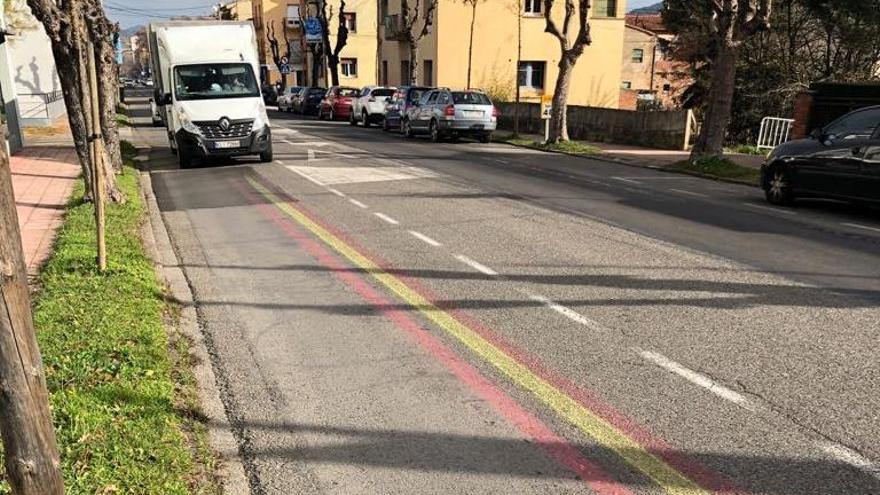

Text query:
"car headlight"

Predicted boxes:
[[253, 108, 270, 130], [178, 112, 201, 135]]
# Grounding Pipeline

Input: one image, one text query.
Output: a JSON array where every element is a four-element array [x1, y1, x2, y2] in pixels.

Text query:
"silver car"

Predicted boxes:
[[404, 89, 497, 143]]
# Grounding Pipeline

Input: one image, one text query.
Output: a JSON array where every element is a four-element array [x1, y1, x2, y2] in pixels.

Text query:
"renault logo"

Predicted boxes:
[[219, 117, 231, 131]]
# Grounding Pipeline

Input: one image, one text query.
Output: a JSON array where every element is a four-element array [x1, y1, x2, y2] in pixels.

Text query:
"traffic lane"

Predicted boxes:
[[252, 149, 880, 494], [269, 113, 880, 299], [150, 165, 597, 494]]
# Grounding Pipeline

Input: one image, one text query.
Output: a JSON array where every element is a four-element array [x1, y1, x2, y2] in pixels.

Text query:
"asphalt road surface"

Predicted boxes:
[[133, 96, 880, 494]]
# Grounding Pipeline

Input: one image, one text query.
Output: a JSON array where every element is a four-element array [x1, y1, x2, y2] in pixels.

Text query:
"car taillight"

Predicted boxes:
[[492, 106, 500, 117], [444, 105, 455, 117]]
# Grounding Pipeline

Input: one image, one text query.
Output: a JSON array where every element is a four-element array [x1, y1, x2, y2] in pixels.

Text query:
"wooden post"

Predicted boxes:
[[0, 127, 65, 494], [87, 42, 106, 271]]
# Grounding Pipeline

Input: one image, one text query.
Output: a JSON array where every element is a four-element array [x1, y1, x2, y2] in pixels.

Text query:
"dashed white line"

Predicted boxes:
[[327, 188, 346, 198], [637, 349, 755, 411], [842, 222, 880, 234], [348, 198, 368, 209], [612, 176, 643, 184], [454, 254, 499, 276], [819, 442, 880, 480], [525, 292, 607, 331], [274, 159, 285, 165], [374, 212, 400, 225], [284, 139, 330, 146], [742, 202, 797, 215], [286, 165, 326, 186], [669, 188, 709, 198], [408, 230, 442, 247], [307, 149, 316, 161]]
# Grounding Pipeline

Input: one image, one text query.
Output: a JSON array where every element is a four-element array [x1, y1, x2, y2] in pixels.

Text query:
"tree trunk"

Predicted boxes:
[[49, 37, 93, 194], [513, 4, 522, 138], [94, 34, 123, 174], [0, 135, 65, 495], [328, 54, 340, 86], [690, 42, 739, 160], [466, 2, 476, 89], [548, 55, 574, 143], [408, 41, 419, 85]]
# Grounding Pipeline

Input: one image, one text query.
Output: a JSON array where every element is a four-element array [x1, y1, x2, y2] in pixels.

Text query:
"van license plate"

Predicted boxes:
[[213, 140, 240, 149]]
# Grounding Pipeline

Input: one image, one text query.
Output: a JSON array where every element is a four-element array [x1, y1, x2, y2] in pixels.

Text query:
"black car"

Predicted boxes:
[[294, 87, 327, 115], [762, 105, 880, 205]]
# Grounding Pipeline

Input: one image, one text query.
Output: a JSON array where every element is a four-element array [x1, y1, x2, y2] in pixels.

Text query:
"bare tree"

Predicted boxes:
[[689, 0, 771, 160], [318, 0, 350, 86], [542, 0, 592, 143], [462, 0, 483, 88], [400, 0, 438, 85], [26, 0, 122, 201]]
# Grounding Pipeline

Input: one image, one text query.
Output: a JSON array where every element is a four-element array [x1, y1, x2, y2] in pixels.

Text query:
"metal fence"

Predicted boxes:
[[757, 117, 794, 150], [18, 91, 65, 121]]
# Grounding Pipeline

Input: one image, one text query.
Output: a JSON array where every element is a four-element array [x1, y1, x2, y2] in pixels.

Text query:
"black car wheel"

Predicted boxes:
[[429, 120, 442, 143], [363, 111, 371, 128], [329, 108, 335, 121], [260, 141, 274, 163], [382, 117, 390, 132], [349, 112, 357, 126], [764, 164, 794, 205], [403, 120, 413, 138], [479, 133, 491, 144]]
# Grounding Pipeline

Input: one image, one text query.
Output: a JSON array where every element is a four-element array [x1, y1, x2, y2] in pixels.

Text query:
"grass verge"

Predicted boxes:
[[667, 156, 762, 186], [0, 146, 218, 494], [502, 136, 601, 155], [116, 102, 130, 127], [724, 144, 767, 156]]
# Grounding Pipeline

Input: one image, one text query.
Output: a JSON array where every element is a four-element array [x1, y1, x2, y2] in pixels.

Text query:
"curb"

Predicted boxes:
[[499, 140, 761, 188], [138, 165, 251, 495]]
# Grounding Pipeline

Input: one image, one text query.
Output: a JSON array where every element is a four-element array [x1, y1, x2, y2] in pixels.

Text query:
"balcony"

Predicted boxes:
[[383, 15, 407, 41]]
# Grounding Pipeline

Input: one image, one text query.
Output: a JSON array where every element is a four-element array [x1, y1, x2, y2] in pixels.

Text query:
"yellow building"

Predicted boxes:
[[249, 0, 379, 88], [378, 0, 627, 108]]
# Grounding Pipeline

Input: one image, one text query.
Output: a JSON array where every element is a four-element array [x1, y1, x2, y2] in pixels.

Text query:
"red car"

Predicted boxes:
[[318, 86, 359, 120]]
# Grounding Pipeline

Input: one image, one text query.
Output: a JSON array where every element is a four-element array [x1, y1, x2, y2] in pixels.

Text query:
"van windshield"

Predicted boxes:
[[174, 63, 259, 101]]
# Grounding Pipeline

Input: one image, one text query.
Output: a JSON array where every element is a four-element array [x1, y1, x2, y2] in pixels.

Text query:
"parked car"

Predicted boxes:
[[318, 86, 359, 120], [261, 83, 278, 106], [762, 105, 880, 206], [384, 86, 431, 132], [350, 86, 396, 127], [277, 86, 303, 112], [294, 87, 326, 115], [403, 88, 498, 143]]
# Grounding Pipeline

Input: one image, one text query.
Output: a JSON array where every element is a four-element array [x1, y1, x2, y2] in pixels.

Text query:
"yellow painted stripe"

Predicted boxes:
[[247, 177, 710, 495]]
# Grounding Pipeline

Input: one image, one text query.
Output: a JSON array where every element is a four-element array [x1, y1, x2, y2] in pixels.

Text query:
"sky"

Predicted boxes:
[[107, 0, 662, 29]]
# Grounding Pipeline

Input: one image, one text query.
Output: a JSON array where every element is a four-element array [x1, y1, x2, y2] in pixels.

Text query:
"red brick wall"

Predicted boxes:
[[619, 89, 638, 111], [791, 90, 814, 139]]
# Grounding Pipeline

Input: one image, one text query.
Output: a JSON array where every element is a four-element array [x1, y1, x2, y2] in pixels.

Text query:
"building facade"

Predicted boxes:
[[620, 12, 691, 110]]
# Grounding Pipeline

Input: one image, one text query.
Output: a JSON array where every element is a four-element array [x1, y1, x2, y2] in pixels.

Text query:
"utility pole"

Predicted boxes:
[[0, 130, 65, 495]]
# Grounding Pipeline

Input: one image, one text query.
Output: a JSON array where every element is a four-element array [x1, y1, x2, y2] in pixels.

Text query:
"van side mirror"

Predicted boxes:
[[158, 92, 172, 105]]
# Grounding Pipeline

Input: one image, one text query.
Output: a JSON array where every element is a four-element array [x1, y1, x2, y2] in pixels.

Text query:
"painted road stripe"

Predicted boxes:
[[638, 350, 755, 411], [374, 212, 400, 225], [349, 198, 368, 209], [408, 230, 442, 247], [742, 203, 797, 215], [842, 222, 880, 234], [286, 165, 326, 186], [670, 188, 709, 198], [455, 255, 499, 277], [284, 139, 330, 146], [246, 177, 711, 495], [526, 293, 607, 332], [612, 176, 643, 184], [819, 442, 880, 481], [328, 188, 346, 198]]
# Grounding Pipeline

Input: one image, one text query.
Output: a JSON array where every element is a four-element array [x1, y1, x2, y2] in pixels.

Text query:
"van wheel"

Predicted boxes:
[[764, 164, 794, 205], [362, 111, 371, 128], [178, 146, 191, 168], [260, 141, 274, 163]]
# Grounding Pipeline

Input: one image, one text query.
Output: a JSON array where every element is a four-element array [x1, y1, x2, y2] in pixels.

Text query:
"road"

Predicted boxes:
[[129, 93, 880, 494]]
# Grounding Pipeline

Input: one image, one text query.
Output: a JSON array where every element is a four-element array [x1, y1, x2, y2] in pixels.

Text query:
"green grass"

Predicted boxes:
[[0, 147, 218, 493], [667, 156, 762, 185], [724, 144, 767, 156], [504, 137, 601, 155], [116, 103, 130, 127]]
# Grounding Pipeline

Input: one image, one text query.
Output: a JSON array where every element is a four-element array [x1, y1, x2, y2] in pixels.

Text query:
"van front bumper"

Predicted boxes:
[[175, 125, 272, 157]]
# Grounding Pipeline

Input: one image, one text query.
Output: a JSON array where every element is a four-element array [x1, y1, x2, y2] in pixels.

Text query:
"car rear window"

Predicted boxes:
[[452, 92, 491, 105], [338, 88, 359, 97], [372, 88, 395, 97], [308, 88, 325, 95], [407, 89, 426, 104]]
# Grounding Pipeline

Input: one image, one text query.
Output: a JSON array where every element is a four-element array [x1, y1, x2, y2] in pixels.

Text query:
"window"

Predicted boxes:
[[424, 91, 439, 104], [341, 58, 357, 77], [173, 63, 260, 100], [524, 0, 541, 14], [437, 91, 450, 104], [621, 81, 632, 89], [380, 0, 388, 17], [593, 0, 617, 17], [401, 60, 410, 85], [517, 61, 545, 89], [343, 13, 357, 32], [662, 83, 671, 92], [631, 48, 644, 63], [452, 91, 491, 105], [824, 108, 880, 140], [382, 60, 388, 86], [423, 60, 433, 86]]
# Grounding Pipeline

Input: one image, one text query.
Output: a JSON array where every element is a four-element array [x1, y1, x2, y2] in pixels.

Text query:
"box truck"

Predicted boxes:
[[148, 21, 272, 167]]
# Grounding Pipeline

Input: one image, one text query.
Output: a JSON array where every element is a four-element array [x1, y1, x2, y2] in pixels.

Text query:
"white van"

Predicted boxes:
[[148, 21, 272, 167]]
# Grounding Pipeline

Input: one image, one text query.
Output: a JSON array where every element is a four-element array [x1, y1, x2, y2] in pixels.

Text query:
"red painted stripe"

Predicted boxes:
[[234, 178, 636, 495], [243, 175, 743, 494]]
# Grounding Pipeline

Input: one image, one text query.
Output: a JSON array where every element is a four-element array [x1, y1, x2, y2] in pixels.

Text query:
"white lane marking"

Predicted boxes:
[[284, 139, 330, 147], [454, 254, 499, 276], [669, 188, 709, 198], [842, 222, 880, 234], [638, 350, 755, 411], [286, 165, 326, 186], [307, 149, 316, 161], [742, 202, 797, 215], [408, 230, 442, 247], [819, 442, 880, 480], [274, 159, 285, 165], [348, 198, 368, 209], [524, 292, 607, 331], [327, 188, 346, 198], [612, 176, 643, 184], [374, 212, 400, 225]]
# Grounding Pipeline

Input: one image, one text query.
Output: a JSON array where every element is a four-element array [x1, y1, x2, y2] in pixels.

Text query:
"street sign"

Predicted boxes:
[[304, 17, 322, 44], [279, 64, 292, 74], [540, 94, 553, 120]]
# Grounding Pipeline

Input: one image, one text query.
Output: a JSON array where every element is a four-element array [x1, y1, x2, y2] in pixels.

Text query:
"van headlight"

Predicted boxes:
[[253, 108, 270, 131], [178, 112, 202, 135]]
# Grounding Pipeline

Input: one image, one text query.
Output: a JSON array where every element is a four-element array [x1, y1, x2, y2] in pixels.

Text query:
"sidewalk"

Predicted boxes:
[[11, 146, 80, 275], [507, 132, 765, 170]]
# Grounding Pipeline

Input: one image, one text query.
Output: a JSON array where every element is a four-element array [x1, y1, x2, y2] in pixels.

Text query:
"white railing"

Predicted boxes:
[[757, 117, 794, 150]]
